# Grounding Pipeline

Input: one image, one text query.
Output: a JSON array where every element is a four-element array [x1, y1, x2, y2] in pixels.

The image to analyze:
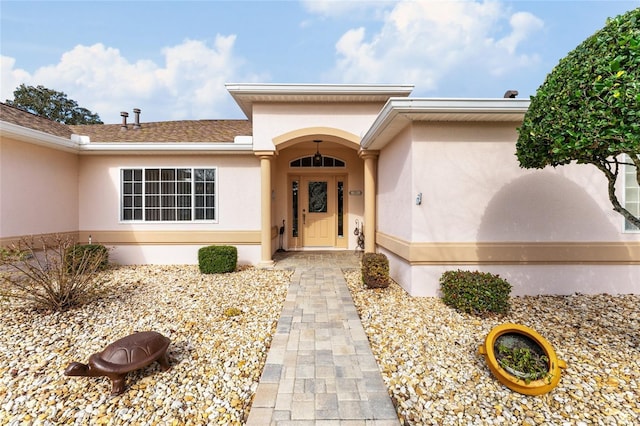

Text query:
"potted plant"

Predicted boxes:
[[495, 336, 550, 384], [479, 323, 567, 395]]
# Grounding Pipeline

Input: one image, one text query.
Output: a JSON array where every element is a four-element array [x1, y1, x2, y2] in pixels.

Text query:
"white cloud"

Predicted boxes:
[[1, 56, 31, 101], [1, 36, 263, 123], [497, 11, 544, 55], [301, 0, 393, 18], [326, 0, 544, 92]]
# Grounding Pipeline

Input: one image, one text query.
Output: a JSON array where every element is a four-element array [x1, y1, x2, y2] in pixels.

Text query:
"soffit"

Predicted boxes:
[[361, 98, 530, 150], [226, 83, 414, 118]]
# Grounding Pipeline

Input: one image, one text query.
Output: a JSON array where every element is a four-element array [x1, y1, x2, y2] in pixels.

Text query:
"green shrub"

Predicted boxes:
[[65, 244, 109, 273], [440, 270, 512, 315], [198, 245, 237, 274], [362, 252, 390, 289], [0, 247, 27, 262]]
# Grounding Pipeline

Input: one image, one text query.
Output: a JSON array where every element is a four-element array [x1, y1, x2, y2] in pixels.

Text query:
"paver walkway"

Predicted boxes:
[[245, 251, 400, 425]]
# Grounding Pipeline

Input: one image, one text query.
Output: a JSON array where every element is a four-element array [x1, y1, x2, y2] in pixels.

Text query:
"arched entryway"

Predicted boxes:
[[274, 127, 363, 251]]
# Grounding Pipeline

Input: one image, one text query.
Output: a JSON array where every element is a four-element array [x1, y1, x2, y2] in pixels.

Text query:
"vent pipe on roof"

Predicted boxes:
[[133, 108, 141, 129], [120, 111, 129, 130], [504, 90, 518, 98]]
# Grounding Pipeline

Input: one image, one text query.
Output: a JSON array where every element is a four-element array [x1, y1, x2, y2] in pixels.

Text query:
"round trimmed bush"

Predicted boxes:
[[362, 252, 390, 289], [198, 245, 237, 274], [440, 269, 512, 315]]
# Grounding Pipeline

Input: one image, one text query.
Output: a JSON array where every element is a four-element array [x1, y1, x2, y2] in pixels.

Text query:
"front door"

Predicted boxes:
[[301, 176, 335, 247]]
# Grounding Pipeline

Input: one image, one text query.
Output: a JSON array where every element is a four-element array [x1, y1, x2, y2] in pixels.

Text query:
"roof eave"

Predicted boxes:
[[360, 98, 530, 150], [2, 121, 254, 154], [78, 142, 254, 155], [226, 83, 415, 118], [1, 121, 79, 153]]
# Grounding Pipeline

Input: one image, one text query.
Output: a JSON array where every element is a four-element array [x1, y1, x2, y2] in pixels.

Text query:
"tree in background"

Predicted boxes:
[[516, 8, 639, 228], [5, 84, 103, 125]]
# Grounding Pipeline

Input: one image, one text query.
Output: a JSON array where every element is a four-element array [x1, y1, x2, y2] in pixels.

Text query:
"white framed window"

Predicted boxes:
[[121, 168, 216, 222], [624, 157, 639, 232]]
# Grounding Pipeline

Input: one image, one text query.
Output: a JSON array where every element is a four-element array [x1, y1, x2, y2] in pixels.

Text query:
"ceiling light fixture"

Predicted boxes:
[[313, 140, 323, 166]]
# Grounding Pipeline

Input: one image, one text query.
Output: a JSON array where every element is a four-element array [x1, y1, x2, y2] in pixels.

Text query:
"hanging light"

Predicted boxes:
[[313, 140, 323, 166]]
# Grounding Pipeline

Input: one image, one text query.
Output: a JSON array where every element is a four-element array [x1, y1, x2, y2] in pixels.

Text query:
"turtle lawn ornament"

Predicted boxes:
[[64, 331, 171, 396]]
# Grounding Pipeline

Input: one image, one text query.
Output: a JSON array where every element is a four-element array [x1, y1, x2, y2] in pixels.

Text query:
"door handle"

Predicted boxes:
[[303, 209, 306, 225]]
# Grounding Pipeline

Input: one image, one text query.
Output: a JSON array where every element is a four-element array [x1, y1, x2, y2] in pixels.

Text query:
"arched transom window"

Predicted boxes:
[[290, 156, 346, 168]]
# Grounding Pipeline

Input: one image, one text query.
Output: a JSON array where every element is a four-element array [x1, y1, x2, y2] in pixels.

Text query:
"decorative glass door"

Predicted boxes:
[[301, 176, 335, 246]]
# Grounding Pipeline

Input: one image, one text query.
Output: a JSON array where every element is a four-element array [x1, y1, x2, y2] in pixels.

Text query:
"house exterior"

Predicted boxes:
[[1, 83, 638, 296]]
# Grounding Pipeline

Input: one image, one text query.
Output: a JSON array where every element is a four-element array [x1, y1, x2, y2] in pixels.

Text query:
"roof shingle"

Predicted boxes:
[[0, 103, 73, 138], [69, 119, 252, 143], [1, 103, 252, 143]]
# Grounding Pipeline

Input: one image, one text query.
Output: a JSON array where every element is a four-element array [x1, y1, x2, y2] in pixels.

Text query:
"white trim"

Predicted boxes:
[[119, 167, 219, 224], [623, 155, 640, 233], [80, 143, 253, 155], [2, 121, 254, 155], [360, 98, 531, 150], [234, 135, 253, 144], [0, 121, 78, 152], [225, 82, 414, 95], [226, 83, 414, 118]]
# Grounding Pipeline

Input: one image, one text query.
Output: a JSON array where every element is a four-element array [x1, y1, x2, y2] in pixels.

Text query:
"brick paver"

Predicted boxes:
[[245, 252, 400, 425]]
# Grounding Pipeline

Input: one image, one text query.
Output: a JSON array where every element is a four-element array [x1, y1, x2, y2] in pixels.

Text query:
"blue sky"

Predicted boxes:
[[1, 0, 638, 123]]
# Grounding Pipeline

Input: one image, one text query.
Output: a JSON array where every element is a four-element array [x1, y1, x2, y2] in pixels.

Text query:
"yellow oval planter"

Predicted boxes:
[[479, 323, 567, 396]]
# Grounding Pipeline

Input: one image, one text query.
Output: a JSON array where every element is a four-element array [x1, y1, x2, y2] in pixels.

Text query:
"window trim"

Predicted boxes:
[[119, 167, 218, 223], [623, 156, 639, 233]]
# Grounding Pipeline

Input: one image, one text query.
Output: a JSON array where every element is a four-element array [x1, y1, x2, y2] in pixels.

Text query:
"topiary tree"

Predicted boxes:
[[516, 8, 640, 228]]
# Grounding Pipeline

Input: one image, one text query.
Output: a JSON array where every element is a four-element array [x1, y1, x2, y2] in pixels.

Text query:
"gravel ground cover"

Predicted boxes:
[[344, 270, 640, 425], [2, 263, 639, 426], [0, 265, 292, 425]]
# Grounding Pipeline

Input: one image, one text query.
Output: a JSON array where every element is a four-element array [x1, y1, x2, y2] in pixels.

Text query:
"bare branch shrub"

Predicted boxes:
[[0, 234, 109, 311]]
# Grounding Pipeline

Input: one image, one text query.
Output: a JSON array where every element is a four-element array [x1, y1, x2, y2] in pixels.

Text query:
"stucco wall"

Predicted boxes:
[[410, 122, 634, 243], [0, 137, 78, 241], [380, 248, 640, 296], [78, 155, 260, 231], [252, 103, 383, 151], [107, 244, 262, 267], [377, 121, 640, 296], [377, 126, 414, 242], [78, 154, 262, 265]]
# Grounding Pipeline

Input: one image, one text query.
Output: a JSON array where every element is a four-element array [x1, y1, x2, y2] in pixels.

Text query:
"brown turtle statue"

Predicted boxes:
[[64, 331, 171, 396]]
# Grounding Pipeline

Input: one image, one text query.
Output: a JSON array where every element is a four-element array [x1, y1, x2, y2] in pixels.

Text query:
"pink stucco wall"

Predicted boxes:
[[252, 103, 382, 151], [78, 155, 261, 231], [78, 154, 263, 265], [0, 137, 78, 239], [377, 126, 414, 242], [380, 249, 640, 297], [377, 121, 640, 296], [408, 122, 634, 243]]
